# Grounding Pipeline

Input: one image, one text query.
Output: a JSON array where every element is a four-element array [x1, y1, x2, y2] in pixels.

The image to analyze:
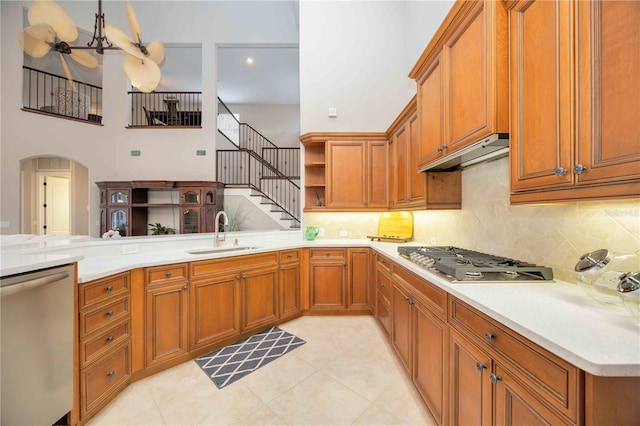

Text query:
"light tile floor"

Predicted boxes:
[[87, 316, 437, 426]]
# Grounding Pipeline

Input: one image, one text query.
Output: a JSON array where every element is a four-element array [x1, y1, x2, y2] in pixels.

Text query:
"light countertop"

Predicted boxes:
[[2, 232, 638, 377]]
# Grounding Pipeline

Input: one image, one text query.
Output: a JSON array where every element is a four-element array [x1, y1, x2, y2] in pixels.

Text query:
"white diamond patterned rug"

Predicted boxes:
[[195, 326, 306, 389]]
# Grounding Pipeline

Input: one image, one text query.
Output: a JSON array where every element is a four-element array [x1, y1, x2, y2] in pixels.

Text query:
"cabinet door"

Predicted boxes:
[[242, 266, 279, 332], [407, 112, 427, 206], [413, 297, 447, 426], [493, 363, 570, 426], [418, 55, 445, 168], [326, 141, 366, 208], [189, 274, 240, 351], [391, 282, 412, 374], [510, 0, 573, 191], [309, 262, 347, 309], [181, 207, 201, 234], [449, 328, 492, 426], [145, 283, 189, 367], [576, 0, 640, 185], [392, 125, 409, 207], [279, 262, 300, 320], [348, 248, 370, 310], [444, 0, 505, 152], [367, 140, 388, 208]]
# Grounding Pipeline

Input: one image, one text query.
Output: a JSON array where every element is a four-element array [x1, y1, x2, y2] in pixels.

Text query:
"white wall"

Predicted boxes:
[[1, 1, 299, 236], [403, 0, 455, 72], [299, 1, 409, 132], [227, 103, 300, 147]]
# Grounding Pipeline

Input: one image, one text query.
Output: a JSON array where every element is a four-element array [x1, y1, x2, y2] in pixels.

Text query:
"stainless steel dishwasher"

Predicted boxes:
[[1, 263, 75, 425]]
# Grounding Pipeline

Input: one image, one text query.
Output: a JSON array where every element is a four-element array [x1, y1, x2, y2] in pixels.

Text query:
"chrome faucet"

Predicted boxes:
[[214, 210, 229, 247]]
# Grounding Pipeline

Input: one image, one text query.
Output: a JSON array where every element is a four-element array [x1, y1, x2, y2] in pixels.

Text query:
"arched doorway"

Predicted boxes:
[[20, 156, 89, 235]]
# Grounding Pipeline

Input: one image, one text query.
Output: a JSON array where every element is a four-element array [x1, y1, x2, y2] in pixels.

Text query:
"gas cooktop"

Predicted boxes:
[[398, 246, 554, 283]]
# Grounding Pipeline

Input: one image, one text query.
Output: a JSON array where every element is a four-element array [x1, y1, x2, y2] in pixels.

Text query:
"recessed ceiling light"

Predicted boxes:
[[246, 57, 254, 64]]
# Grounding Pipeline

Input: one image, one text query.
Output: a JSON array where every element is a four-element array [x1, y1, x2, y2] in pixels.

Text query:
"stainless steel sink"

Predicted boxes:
[[186, 246, 259, 255]]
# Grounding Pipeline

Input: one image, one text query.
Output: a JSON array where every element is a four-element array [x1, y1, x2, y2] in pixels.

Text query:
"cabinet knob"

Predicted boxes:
[[380, 313, 385, 318], [107, 371, 115, 377], [236, 275, 241, 280], [380, 283, 385, 288], [476, 362, 487, 372], [573, 164, 587, 174], [183, 285, 188, 290], [281, 267, 285, 271], [105, 285, 113, 292], [287, 254, 293, 258], [490, 373, 502, 384], [106, 336, 114, 342], [442, 145, 448, 149], [555, 167, 568, 176], [326, 252, 330, 257], [106, 310, 114, 317], [485, 332, 496, 342], [437, 147, 444, 152]]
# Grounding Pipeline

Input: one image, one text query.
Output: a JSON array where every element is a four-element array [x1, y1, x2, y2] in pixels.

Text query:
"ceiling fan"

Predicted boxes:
[[18, 0, 165, 93], [105, 1, 165, 93], [18, 0, 99, 91]]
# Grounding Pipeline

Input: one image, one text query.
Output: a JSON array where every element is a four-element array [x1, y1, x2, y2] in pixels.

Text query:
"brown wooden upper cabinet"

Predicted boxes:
[[508, 0, 640, 203], [388, 97, 462, 210], [409, 0, 509, 172], [300, 133, 388, 211]]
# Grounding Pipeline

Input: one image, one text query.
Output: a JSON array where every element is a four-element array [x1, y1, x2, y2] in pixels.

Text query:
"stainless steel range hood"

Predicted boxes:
[[418, 133, 509, 172]]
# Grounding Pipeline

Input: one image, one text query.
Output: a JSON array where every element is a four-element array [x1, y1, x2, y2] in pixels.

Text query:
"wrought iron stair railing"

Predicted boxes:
[[216, 97, 300, 225]]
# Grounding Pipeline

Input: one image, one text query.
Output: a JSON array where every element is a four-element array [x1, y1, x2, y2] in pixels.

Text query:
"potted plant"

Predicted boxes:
[[148, 223, 176, 235]]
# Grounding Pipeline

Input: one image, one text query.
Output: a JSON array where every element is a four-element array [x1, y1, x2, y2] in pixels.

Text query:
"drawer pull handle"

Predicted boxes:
[[107, 371, 115, 377], [490, 373, 502, 384], [326, 252, 330, 257], [106, 336, 114, 342], [105, 286, 113, 292], [106, 310, 114, 316], [165, 272, 172, 278], [476, 362, 487, 372], [485, 332, 495, 342], [287, 254, 293, 258]]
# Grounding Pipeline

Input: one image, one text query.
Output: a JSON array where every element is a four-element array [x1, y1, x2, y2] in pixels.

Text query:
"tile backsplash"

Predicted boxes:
[[304, 157, 640, 283]]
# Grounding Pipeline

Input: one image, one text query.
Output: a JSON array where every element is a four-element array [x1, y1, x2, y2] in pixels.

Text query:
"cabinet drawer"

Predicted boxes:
[[146, 263, 188, 286], [191, 252, 279, 279], [394, 264, 447, 319], [449, 298, 580, 421], [377, 255, 392, 275], [79, 273, 129, 310], [80, 341, 131, 419], [80, 318, 130, 368], [279, 249, 300, 264], [80, 296, 130, 338], [376, 293, 391, 337], [309, 248, 346, 261], [377, 269, 392, 304]]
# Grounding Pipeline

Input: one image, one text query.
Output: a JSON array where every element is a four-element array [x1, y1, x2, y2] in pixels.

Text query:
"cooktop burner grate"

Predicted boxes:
[[397, 246, 554, 282]]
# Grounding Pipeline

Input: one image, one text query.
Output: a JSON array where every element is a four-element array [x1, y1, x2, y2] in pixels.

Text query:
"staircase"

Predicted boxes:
[[216, 98, 300, 229]]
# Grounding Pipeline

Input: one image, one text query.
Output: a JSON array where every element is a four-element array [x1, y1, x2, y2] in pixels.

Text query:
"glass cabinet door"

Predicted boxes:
[[110, 191, 129, 205], [181, 190, 200, 204], [182, 208, 200, 233], [111, 209, 128, 236]]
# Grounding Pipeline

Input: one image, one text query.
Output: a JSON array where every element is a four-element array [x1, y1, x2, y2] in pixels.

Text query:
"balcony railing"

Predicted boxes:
[[22, 66, 103, 124], [128, 91, 202, 127]]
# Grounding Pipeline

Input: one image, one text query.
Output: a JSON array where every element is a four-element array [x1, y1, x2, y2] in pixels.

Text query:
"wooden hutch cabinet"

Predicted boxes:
[[96, 181, 224, 236]]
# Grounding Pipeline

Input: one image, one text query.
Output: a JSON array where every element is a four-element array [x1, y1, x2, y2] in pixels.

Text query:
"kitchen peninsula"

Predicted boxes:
[[2, 231, 638, 425]]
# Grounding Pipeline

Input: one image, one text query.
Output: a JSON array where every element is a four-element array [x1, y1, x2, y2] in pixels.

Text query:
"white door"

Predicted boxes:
[[37, 174, 70, 235]]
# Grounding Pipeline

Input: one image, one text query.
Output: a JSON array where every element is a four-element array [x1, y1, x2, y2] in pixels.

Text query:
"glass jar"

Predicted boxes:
[[617, 272, 640, 320], [574, 249, 640, 305]]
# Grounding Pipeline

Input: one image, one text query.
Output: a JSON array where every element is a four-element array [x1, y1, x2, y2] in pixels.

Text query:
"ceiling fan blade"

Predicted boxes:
[[28, 0, 78, 43], [123, 55, 161, 93], [125, 1, 143, 44], [104, 25, 145, 60], [69, 49, 99, 69], [58, 52, 76, 92], [18, 26, 53, 58], [146, 41, 165, 64], [23, 23, 55, 43]]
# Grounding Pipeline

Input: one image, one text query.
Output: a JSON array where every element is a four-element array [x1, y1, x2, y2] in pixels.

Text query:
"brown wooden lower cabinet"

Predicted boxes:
[[75, 248, 640, 425], [189, 272, 241, 351], [145, 281, 189, 367], [391, 266, 448, 425]]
